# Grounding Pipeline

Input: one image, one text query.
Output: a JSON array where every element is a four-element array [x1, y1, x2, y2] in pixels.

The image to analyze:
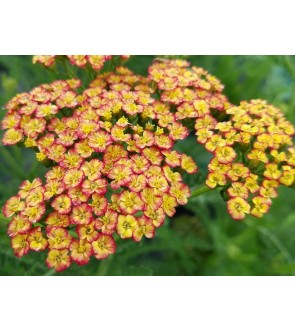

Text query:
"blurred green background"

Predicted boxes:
[[0, 55, 294, 276]]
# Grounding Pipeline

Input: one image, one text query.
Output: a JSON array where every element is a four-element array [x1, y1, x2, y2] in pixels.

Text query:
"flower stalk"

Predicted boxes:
[[190, 185, 213, 199]]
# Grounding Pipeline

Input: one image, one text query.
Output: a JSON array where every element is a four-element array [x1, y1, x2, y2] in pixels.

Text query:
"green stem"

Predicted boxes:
[[190, 185, 213, 198], [43, 269, 57, 276], [96, 255, 113, 276]]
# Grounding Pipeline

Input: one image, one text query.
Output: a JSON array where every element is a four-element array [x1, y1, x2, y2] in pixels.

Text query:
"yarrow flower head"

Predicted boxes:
[[202, 100, 295, 220], [1, 56, 294, 272], [2, 56, 200, 272]]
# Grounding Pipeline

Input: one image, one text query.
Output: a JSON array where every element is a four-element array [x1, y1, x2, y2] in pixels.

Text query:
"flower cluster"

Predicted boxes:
[[2, 62, 199, 271], [147, 59, 294, 220], [1, 56, 295, 271], [148, 59, 231, 115], [2, 78, 81, 146], [210, 100, 294, 220], [32, 55, 129, 71]]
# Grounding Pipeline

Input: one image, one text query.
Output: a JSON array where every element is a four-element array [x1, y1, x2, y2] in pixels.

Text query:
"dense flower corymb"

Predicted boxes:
[[2, 56, 202, 272], [1, 55, 294, 272], [201, 100, 295, 220]]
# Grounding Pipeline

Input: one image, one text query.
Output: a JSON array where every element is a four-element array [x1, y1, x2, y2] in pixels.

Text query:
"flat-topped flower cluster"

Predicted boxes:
[[32, 55, 129, 71], [1, 56, 294, 272]]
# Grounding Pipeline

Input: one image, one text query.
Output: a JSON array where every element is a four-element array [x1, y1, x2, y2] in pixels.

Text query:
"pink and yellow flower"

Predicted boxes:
[[134, 130, 155, 149], [82, 178, 108, 195], [162, 194, 178, 217], [25, 187, 44, 206], [118, 191, 144, 214], [35, 104, 58, 118], [28, 227, 48, 251], [128, 174, 147, 192], [162, 150, 181, 167], [108, 164, 132, 190], [163, 166, 182, 183], [116, 214, 137, 238], [251, 196, 270, 218], [140, 187, 163, 210], [95, 208, 118, 235], [19, 178, 43, 199], [131, 155, 150, 174], [154, 134, 173, 149], [92, 234, 116, 260], [71, 203, 93, 225], [2, 196, 25, 217], [227, 182, 249, 199], [51, 194, 72, 214], [44, 180, 65, 200], [47, 227, 72, 250], [7, 215, 31, 237], [227, 163, 249, 182], [2, 128, 23, 145], [88, 131, 112, 152], [11, 233, 30, 257], [215, 146, 237, 164], [181, 155, 198, 174], [81, 159, 103, 181], [143, 147, 163, 165], [89, 193, 108, 216], [144, 207, 166, 228], [205, 135, 226, 152], [77, 222, 99, 242], [263, 163, 282, 180], [206, 172, 227, 189], [169, 182, 191, 205], [22, 203, 45, 223], [279, 166, 295, 186], [148, 175, 169, 194], [70, 240, 92, 265], [227, 197, 250, 220], [168, 122, 189, 140], [244, 174, 260, 194], [46, 249, 71, 272], [45, 212, 70, 228], [133, 216, 155, 242]]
